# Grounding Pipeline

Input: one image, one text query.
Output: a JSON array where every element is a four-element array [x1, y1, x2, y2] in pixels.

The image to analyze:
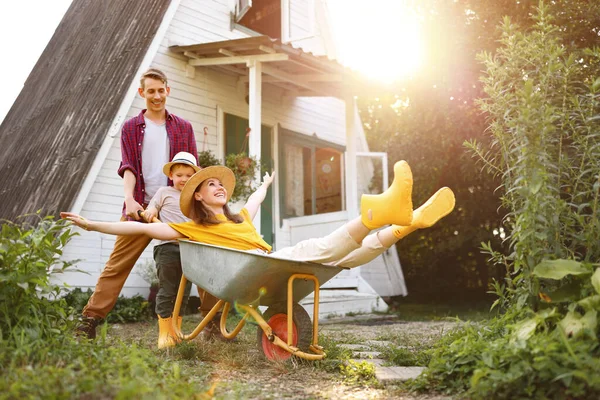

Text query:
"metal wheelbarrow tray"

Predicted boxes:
[[171, 240, 346, 360]]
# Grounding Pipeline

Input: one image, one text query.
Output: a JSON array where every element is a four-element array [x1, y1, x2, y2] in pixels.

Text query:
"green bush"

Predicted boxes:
[[0, 214, 78, 366], [62, 288, 152, 323]]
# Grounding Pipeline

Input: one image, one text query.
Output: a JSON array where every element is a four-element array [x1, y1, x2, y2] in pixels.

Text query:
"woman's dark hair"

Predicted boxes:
[[190, 181, 244, 225]]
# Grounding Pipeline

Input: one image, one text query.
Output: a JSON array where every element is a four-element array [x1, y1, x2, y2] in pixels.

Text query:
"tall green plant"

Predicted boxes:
[[0, 214, 78, 365], [467, 1, 600, 308]]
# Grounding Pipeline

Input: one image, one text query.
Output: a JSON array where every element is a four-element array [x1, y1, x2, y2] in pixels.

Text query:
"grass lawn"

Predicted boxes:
[[2, 305, 488, 399]]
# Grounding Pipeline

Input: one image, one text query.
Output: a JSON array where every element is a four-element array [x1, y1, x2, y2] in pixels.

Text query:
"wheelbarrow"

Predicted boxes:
[[170, 240, 346, 360]]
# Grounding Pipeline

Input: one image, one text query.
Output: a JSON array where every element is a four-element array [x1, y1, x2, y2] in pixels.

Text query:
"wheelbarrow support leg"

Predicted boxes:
[[288, 274, 321, 351], [172, 274, 225, 341]]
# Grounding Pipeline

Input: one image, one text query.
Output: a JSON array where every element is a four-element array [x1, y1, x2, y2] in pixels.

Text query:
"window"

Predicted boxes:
[[236, 0, 282, 39], [233, 0, 315, 43], [235, 0, 252, 22], [280, 129, 344, 218]]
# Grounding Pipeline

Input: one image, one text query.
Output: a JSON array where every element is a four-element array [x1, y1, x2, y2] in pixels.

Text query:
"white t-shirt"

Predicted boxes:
[[141, 117, 169, 202]]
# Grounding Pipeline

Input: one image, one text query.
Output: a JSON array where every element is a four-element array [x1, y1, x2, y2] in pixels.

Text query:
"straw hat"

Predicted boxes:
[[162, 151, 201, 176], [179, 165, 236, 218]]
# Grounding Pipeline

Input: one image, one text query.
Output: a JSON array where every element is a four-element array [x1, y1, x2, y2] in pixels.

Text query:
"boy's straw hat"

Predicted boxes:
[[162, 152, 201, 176], [179, 166, 236, 218]]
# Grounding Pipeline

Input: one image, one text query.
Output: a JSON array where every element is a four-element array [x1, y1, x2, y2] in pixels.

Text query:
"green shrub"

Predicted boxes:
[[411, 306, 600, 399], [0, 214, 78, 366], [62, 287, 152, 323]]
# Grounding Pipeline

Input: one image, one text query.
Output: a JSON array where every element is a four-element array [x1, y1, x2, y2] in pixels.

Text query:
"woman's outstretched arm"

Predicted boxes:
[[60, 212, 184, 241], [244, 171, 275, 220]]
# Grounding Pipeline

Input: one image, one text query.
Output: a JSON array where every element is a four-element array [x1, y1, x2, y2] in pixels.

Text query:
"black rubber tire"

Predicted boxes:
[[256, 302, 313, 359]]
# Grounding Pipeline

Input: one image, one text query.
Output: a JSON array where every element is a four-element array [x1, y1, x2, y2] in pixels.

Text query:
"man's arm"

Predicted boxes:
[[123, 170, 143, 220]]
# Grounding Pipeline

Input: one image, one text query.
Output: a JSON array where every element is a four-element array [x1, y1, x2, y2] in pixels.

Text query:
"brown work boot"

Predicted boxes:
[[75, 316, 100, 340]]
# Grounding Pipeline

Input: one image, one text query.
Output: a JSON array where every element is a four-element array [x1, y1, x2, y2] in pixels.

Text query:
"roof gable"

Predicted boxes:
[[0, 0, 172, 221]]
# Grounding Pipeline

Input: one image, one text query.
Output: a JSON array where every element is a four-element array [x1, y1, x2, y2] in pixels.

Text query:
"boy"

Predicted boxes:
[[144, 152, 199, 349]]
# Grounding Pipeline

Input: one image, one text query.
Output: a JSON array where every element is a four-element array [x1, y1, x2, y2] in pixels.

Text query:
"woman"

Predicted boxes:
[[61, 160, 455, 268]]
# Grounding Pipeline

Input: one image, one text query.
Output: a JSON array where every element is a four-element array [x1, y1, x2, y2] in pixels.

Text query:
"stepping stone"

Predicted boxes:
[[339, 344, 370, 351], [375, 366, 426, 383], [353, 351, 382, 359], [363, 340, 393, 348]]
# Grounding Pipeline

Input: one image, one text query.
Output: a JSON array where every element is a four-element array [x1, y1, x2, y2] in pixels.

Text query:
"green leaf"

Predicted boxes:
[[579, 295, 600, 311], [512, 318, 538, 341], [532, 259, 590, 280], [591, 268, 600, 294], [592, 77, 600, 92], [558, 310, 598, 338], [541, 281, 583, 303]]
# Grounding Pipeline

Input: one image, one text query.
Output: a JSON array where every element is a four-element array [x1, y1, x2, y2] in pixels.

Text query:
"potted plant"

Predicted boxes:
[[225, 152, 259, 203]]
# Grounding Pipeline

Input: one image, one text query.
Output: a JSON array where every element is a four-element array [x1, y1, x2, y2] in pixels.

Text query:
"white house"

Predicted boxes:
[[0, 0, 407, 319]]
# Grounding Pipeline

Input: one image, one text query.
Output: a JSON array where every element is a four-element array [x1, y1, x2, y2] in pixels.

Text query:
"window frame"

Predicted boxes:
[[279, 128, 345, 219], [231, 0, 316, 43], [235, 0, 253, 23], [281, 0, 316, 43]]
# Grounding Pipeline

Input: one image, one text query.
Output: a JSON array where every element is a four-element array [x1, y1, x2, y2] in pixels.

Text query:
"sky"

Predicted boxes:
[[0, 1, 73, 124], [0, 0, 421, 125]]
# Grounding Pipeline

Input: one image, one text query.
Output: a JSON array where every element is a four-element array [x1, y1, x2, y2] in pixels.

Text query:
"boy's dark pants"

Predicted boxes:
[[154, 243, 192, 318]]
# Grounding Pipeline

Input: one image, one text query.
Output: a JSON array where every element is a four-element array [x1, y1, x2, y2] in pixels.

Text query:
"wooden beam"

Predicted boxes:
[[259, 45, 275, 54], [218, 48, 237, 57], [240, 73, 342, 83], [262, 64, 337, 97], [183, 51, 201, 59], [188, 53, 288, 66]]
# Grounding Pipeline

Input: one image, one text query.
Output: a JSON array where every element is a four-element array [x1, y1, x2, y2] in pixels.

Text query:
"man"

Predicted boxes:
[[76, 68, 214, 339]]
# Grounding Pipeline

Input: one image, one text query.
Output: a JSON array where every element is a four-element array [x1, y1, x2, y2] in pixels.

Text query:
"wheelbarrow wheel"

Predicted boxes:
[[257, 302, 312, 360]]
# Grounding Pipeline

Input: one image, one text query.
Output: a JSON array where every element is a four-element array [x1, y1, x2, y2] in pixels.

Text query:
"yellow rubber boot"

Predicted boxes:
[[361, 160, 414, 229], [168, 316, 183, 344], [393, 187, 456, 240], [157, 316, 177, 349]]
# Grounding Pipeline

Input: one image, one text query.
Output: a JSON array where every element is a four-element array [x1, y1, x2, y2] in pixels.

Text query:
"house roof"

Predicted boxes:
[[170, 36, 378, 99], [0, 0, 172, 221]]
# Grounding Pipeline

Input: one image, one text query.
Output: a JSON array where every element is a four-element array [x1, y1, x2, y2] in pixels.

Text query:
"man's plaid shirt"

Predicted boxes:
[[118, 109, 197, 220]]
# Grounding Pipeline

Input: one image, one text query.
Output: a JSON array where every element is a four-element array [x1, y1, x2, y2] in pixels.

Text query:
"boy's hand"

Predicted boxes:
[[142, 206, 158, 223], [125, 198, 144, 220]]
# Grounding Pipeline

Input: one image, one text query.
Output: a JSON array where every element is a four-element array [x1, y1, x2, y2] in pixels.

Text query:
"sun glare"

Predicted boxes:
[[327, 0, 422, 83]]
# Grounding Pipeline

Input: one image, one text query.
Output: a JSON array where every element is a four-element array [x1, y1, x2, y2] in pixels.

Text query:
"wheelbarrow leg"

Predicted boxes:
[[172, 274, 225, 341]]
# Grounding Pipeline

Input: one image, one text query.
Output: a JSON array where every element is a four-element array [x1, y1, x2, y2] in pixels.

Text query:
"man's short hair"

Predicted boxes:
[[140, 68, 168, 89]]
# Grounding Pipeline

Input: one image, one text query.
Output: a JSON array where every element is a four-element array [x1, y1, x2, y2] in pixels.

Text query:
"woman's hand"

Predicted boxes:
[[261, 171, 275, 188], [60, 212, 91, 231]]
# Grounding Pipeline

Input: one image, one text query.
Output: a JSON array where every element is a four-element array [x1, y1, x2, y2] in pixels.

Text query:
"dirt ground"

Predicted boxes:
[[107, 314, 458, 399]]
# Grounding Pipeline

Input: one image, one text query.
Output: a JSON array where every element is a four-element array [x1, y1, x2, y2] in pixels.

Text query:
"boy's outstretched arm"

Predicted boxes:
[[60, 212, 182, 241], [244, 171, 275, 220]]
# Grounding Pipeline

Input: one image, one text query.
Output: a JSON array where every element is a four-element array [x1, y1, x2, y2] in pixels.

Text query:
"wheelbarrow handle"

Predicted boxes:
[[137, 210, 161, 223]]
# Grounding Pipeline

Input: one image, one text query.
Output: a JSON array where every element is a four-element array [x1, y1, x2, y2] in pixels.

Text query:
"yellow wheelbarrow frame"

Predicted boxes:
[[170, 241, 345, 360]]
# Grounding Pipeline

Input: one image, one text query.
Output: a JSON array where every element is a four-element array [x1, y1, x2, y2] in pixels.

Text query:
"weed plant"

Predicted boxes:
[[413, 2, 600, 399]]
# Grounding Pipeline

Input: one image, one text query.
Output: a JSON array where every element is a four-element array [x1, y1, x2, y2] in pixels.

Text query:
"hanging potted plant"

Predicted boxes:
[[225, 152, 259, 202], [225, 127, 260, 202]]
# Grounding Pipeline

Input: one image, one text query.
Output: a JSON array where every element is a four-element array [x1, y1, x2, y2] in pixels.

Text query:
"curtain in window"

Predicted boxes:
[[284, 143, 304, 217]]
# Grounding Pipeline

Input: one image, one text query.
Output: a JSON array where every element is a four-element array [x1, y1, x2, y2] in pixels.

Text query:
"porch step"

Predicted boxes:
[[300, 289, 388, 321]]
